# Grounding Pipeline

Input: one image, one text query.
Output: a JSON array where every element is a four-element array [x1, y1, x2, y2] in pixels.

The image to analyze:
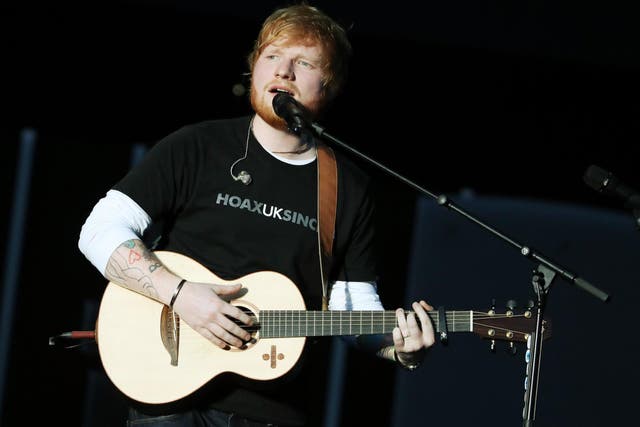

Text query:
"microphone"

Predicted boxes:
[[583, 165, 640, 209], [272, 92, 312, 135]]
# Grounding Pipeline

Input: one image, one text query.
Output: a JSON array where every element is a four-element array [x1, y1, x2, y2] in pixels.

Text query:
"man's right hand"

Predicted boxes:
[[172, 281, 254, 349]]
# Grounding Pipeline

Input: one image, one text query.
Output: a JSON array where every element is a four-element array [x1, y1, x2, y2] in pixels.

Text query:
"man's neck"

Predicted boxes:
[[252, 114, 316, 160]]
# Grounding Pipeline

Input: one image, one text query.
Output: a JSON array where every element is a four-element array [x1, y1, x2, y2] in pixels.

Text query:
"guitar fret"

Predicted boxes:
[[262, 311, 268, 338], [452, 311, 455, 332], [370, 311, 372, 334], [264, 311, 268, 338], [382, 310, 385, 338]]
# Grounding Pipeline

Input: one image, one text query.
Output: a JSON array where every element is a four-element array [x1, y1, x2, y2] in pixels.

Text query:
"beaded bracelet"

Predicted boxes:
[[169, 279, 187, 308]]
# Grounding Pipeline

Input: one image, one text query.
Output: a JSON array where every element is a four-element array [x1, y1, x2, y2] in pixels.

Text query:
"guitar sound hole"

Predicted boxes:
[[227, 305, 258, 351]]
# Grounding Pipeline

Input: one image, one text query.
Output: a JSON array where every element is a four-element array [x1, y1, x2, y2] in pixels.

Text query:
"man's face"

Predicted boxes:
[[250, 38, 327, 130]]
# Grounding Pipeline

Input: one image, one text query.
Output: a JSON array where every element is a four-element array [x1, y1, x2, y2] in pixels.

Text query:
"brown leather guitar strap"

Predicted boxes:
[[317, 142, 337, 311]]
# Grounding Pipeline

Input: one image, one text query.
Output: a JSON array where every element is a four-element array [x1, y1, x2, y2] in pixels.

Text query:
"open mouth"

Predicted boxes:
[[269, 87, 293, 96]]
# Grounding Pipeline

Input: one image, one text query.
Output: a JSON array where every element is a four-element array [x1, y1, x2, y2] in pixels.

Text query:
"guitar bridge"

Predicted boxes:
[[160, 306, 180, 366]]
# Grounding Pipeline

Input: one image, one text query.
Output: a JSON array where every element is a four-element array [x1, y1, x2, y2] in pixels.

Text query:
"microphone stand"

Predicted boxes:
[[310, 122, 611, 426]]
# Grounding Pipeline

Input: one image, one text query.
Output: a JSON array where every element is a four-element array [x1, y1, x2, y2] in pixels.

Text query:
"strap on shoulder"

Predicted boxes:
[[317, 143, 337, 310]]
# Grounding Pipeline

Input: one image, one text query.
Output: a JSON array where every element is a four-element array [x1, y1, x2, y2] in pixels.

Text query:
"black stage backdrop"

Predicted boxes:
[[394, 195, 639, 427], [1, 1, 639, 426]]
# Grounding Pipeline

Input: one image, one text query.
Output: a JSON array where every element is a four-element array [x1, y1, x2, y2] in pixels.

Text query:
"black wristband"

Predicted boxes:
[[169, 279, 187, 308]]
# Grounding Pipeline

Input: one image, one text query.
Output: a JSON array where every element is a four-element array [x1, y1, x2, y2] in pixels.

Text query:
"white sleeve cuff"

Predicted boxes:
[[78, 189, 152, 277], [328, 280, 384, 311]]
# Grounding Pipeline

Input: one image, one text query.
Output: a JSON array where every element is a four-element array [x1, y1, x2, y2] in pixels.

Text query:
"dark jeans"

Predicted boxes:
[[126, 406, 278, 427]]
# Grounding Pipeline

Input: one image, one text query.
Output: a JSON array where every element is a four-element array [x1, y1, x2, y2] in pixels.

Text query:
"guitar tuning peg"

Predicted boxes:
[[527, 300, 535, 309], [507, 341, 517, 355], [506, 300, 517, 317], [490, 339, 496, 353]]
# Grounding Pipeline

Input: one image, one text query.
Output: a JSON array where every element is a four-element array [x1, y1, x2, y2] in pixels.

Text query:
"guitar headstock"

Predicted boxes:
[[472, 300, 552, 349]]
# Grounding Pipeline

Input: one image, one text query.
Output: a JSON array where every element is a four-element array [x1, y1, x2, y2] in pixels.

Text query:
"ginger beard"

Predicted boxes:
[[250, 84, 288, 131]]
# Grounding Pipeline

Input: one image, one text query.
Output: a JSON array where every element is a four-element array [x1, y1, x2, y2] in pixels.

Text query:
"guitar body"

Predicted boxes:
[[96, 251, 306, 404]]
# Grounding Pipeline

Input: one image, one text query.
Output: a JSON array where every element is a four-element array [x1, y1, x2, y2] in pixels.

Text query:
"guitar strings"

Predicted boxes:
[[168, 311, 541, 340]]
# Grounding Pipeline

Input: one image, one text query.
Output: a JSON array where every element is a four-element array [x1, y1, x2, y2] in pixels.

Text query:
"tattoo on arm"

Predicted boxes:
[[105, 239, 163, 300], [141, 246, 162, 272]]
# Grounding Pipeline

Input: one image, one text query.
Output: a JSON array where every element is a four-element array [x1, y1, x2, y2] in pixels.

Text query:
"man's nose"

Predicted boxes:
[[275, 60, 294, 79]]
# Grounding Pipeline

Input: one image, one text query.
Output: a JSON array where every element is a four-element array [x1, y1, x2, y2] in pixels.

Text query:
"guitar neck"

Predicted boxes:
[[258, 310, 473, 338]]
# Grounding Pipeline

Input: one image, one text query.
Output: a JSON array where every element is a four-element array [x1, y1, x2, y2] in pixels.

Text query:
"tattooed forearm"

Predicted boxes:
[[105, 239, 164, 301]]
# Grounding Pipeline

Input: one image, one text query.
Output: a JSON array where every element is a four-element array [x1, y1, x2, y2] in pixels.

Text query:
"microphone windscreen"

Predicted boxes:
[[272, 92, 291, 117]]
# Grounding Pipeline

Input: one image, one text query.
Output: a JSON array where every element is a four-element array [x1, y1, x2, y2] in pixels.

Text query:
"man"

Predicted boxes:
[[79, 3, 434, 426]]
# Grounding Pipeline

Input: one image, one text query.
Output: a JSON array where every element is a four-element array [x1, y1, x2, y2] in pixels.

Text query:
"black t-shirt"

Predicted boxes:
[[113, 116, 378, 425]]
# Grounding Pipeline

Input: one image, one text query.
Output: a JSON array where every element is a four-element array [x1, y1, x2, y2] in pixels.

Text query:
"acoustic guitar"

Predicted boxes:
[[96, 251, 550, 404]]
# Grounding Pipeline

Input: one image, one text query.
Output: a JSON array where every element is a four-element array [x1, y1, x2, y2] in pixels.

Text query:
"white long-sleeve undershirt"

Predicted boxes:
[[78, 190, 384, 311], [78, 189, 151, 276]]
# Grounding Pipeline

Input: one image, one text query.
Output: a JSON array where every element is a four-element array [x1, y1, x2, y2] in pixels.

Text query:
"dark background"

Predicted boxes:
[[1, 1, 639, 426]]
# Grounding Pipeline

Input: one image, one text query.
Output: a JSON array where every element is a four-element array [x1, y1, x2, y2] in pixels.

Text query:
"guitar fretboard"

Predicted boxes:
[[257, 310, 474, 338]]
